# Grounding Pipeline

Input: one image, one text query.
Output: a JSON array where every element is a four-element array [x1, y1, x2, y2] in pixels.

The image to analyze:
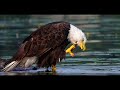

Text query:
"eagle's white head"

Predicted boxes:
[[67, 24, 87, 51]]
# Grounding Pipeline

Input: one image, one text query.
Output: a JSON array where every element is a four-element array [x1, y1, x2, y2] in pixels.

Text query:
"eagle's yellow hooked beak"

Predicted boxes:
[[66, 44, 76, 57], [79, 40, 86, 51]]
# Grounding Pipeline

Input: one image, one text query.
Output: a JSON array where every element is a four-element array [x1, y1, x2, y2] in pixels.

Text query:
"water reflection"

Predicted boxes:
[[0, 57, 120, 76]]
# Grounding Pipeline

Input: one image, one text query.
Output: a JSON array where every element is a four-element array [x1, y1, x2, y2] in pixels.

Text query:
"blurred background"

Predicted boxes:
[[0, 15, 120, 75]]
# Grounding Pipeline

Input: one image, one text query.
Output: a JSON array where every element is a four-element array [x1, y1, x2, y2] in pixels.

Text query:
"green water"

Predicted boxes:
[[0, 15, 120, 75], [0, 52, 120, 76]]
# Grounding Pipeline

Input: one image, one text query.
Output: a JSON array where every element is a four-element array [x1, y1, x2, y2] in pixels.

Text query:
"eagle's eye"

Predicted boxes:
[[82, 38, 84, 41], [75, 41, 78, 44]]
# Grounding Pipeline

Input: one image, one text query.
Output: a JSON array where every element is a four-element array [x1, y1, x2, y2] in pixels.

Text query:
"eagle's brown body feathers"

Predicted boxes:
[[3, 21, 70, 71]]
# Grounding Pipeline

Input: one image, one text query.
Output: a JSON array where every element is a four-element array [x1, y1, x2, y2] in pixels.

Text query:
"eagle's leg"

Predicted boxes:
[[66, 44, 76, 57], [45, 67, 51, 72], [52, 65, 56, 72]]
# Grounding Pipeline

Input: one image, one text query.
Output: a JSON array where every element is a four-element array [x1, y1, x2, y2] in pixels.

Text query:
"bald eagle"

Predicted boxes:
[[2, 21, 87, 72]]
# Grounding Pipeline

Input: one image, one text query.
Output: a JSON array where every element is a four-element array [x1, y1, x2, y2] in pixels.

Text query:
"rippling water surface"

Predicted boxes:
[[0, 51, 120, 76], [0, 15, 120, 76]]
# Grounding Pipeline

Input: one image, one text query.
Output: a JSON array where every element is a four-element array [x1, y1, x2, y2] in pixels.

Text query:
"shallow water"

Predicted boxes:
[[0, 53, 120, 76], [0, 15, 120, 76]]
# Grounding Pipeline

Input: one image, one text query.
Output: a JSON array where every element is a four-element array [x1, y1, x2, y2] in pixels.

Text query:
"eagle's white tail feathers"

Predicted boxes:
[[2, 56, 37, 72], [2, 61, 20, 72]]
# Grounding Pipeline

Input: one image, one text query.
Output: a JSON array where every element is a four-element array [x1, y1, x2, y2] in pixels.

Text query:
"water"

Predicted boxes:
[[0, 15, 120, 76], [1, 66, 120, 76], [0, 51, 120, 76]]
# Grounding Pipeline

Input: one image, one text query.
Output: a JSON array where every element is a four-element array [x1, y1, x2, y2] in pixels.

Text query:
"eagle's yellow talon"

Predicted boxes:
[[52, 65, 56, 72], [70, 53, 75, 57], [66, 44, 76, 57]]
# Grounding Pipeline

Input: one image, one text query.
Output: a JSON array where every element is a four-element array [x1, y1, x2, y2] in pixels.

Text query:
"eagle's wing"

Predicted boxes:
[[2, 22, 70, 71]]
